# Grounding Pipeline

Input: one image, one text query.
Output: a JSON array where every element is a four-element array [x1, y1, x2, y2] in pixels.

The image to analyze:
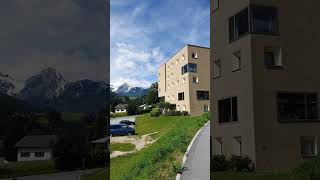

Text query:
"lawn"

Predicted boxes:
[[0, 160, 59, 179], [83, 113, 208, 180], [110, 112, 128, 118], [110, 143, 135, 153]]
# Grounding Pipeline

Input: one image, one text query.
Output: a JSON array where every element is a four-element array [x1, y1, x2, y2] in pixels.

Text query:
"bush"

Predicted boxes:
[[294, 155, 320, 179], [163, 110, 190, 116], [181, 111, 189, 116], [211, 155, 229, 171], [150, 108, 161, 117], [229, 155, 254, 172]]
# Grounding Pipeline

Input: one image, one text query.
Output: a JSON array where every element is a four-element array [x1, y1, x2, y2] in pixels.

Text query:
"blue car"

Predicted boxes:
[[110, 124, 135, 136]]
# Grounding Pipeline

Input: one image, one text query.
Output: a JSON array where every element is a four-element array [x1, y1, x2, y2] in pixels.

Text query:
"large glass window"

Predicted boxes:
[[301, 136, 317, 157], [277, 93, 318, 121], [251, 6, 278, 34], [229, 5, 279, 42], [181, 63, 197, 74], [197, 91, 209, 100], [218, 97, 238, 123]]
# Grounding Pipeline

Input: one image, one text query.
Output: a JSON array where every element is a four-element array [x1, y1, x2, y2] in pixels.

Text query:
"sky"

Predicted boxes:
[[110, 0, 210, 89], [0, 0, 109, 90]]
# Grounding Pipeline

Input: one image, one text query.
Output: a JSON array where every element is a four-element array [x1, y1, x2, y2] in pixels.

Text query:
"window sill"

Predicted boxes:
[[279, 119, 320, 124], [301, 154, 317, 159], [265, 65, 284, 70], [213, 76, 221, 79], [218, 121, 239, 125], [232, 69, 241, 72]]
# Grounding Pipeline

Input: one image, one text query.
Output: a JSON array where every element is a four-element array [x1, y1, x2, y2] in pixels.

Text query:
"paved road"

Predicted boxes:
[[180, 121, 210, 180], [2, 169, 100, 180], [110, 116, 136, 124]]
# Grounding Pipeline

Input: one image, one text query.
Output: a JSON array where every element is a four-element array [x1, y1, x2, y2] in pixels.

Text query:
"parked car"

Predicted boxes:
[[119, 120, 136, 126], [110, 124, 135, 136]]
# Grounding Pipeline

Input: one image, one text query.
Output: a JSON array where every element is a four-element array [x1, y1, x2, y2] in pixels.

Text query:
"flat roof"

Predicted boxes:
[[159, 44, 210, 67]]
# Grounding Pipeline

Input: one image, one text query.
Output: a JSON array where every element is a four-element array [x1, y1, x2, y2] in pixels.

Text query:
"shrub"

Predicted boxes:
[[211, 155, 229, 171], [294, 155, 320, 179], [150, 108, 161, 117], [229, 155, 254, 172], [181, 111, 189, 116]]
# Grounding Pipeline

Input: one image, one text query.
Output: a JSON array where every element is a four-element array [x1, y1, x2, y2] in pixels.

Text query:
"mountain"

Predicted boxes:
[[0, 73, 16, 96], [18, 67, 66, 107], [54, 79, 108, 112], [115, 83, 149, 97], [16, 67, 108, 112]]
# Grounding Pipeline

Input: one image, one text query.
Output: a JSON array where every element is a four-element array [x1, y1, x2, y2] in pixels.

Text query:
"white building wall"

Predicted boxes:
[[17, 148, 52, 162]]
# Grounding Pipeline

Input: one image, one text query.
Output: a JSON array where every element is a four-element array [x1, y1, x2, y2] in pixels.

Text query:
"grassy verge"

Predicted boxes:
[[110, 143, 135, 153], [110, 112, 128, 118], [0, 160, 59, 179], [84, 113, 208, 180]]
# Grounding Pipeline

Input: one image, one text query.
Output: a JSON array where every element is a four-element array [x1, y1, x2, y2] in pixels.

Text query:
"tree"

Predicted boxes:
[[53, 125, 90, 170], [127, 102, 138, 116], [45, 108, 64, 133], [146, 82, 159, 105]]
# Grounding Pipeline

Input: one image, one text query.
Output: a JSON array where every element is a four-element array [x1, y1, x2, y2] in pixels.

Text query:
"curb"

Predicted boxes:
[[175, 121, 210, 180]]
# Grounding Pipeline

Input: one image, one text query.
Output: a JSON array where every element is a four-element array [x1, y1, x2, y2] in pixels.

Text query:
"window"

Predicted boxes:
[[192, 52, 198, 59], [177, 105, 180, 111], [229, 6, 279, 42], [232, 51, 241, 71], [21, 152, 30, 157], [178, 92, 185, 101], [229, 8, 249, 42], [171, 95, 175, 101], [176, 59, 179, 65], [176, 80, 179, 87], [182, 105, 186, 111], [35, 152, 45, 157], [204, 105, 209, 112], [213, 59, 221, 78], [251, 5, 278, 34], [181, 63, 197, 74], [301, 136, 317, 157], [277, 93, 318, 121], [232, 137, 242, 156], [197, 91, 210, 100], [214, 137, 223, 155], [264, 47, 282, 68], [193, 76, 199, 84], [182, 54, 185, 61], [171, 73, 173, 79], [171, 63, 174, 68], [218, 97, 238, 123]]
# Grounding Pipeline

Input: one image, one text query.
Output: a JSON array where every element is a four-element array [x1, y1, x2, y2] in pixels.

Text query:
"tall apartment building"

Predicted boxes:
[[211, 0, 320, 172], [158, 45, 210, 116]]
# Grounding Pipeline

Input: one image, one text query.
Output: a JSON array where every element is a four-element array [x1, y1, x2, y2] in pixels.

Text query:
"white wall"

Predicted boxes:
[[115, 109, 126, 113], [17, 148, 52, 162]]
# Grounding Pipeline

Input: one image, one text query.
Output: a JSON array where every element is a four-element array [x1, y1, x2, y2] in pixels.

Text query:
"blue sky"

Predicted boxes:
[[110, 0, 210, 89]]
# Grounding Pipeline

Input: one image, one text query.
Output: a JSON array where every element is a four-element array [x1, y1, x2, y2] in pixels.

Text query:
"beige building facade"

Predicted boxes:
[[158, 44, 210, 116], [211, 0, 320, 172]]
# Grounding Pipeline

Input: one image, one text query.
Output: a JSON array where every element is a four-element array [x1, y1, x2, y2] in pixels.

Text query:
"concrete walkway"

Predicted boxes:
[[180, 121, 210, 180]]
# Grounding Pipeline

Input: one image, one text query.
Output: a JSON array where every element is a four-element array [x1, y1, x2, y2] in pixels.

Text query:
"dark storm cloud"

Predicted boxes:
[[0, 0, 109, 86]]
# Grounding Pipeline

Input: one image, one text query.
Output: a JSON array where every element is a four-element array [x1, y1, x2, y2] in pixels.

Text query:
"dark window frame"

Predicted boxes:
[[229, 5, 279, 43], [218, 96, 239, 123], [181, 63, 198, 75], [277, 92, 319, 123], [197, 91, 210, 101], [35, 152, 45, 157], [21, 152, 30, 157], [178, 92, 185, 101]]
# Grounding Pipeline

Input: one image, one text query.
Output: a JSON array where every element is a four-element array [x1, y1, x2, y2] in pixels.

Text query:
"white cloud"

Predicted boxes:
[[111, 77, 152, 90]]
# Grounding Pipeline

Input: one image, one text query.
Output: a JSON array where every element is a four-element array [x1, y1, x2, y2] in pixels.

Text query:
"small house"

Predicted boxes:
[[15, 135, 57, 162], [114, 104, 128, 113]]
